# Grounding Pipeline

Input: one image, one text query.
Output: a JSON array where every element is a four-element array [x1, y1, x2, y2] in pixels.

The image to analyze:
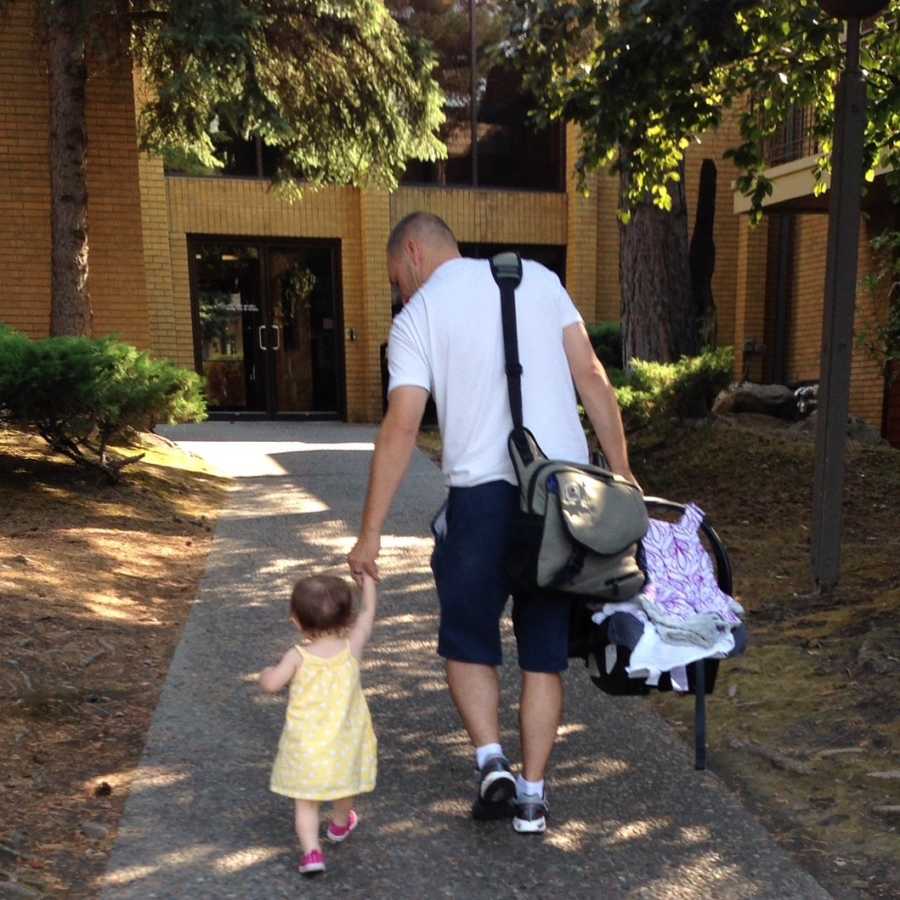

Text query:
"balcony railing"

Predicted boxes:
[[763, 104, 817, 167]]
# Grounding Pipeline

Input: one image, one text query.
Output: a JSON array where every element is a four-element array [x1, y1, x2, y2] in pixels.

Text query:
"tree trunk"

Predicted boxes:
[[619, 158, 696, 366], [48, 0, 92, 337]]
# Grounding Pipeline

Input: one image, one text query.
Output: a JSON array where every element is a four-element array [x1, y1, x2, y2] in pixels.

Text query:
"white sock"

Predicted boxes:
[[475, 742, 503, 769], [516, 775, 544, 799]]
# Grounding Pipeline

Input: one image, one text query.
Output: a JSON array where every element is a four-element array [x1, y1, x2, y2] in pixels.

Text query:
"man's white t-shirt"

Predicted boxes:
[[388, 257, 589, 487]]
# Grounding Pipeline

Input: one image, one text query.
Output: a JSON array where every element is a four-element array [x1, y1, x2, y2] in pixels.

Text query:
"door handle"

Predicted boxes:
[[258, 325, 268, 351], [271, 324, 281, 351]]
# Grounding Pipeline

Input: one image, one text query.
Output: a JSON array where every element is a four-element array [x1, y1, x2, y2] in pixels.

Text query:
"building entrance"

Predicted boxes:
[[189, 238, 344, 417]]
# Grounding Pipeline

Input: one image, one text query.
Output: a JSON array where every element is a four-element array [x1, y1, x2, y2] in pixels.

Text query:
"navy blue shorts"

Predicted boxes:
[[430, 480, 570, 673]]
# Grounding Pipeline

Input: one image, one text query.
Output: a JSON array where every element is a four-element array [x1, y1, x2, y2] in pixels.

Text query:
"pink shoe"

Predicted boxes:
[[298, 848, 325, 876], [326, 809, 359, 843]]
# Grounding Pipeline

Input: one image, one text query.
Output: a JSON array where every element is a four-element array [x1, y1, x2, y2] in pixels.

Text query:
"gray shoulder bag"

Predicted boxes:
[[490, 252, 649, 602]]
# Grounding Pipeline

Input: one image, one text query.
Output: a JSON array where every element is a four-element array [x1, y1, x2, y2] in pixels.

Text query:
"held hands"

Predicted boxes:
[[347, 532, 380, 586]]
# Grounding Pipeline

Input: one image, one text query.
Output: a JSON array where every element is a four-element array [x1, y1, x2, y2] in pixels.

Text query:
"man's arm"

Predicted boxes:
[[563, 321, 639, 487], [347, 385, 429, 582]]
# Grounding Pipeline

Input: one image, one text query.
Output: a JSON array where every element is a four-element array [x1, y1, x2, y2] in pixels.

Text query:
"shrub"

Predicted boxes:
[[587, 322, 623, 371], [613, 347, 735, 432], [0, 326, 206, 481]]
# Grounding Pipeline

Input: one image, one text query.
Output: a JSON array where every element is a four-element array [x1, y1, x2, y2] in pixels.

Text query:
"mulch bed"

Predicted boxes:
[[0, 430, 228, 897]]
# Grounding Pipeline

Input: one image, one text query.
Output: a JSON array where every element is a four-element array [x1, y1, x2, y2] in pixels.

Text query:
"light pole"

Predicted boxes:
[[811, 0, 889, 591]]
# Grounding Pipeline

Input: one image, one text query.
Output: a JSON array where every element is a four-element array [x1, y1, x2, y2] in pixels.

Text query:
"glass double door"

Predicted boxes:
[[189, 238, 343, 416]]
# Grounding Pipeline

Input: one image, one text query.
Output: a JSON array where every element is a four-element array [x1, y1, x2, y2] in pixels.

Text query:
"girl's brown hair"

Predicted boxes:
[[290, 575, 356, 634]]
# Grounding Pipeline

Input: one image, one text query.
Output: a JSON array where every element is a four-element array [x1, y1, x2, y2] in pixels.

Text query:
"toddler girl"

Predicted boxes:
[[259, 573, 377, 876]]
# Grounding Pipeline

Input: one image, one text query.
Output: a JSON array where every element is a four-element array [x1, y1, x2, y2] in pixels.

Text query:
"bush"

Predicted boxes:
[[614, 347, 735, 431], [0, 326, 206, 481], [587, 322, 623, 371]]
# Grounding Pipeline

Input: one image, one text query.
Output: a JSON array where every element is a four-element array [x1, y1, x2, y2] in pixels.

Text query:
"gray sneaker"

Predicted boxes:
[[471, 755, 516, 820], [513, 790, 548, 834]]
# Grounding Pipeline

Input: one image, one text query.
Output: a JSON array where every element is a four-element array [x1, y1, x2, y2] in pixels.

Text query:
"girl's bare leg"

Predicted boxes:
[[294, 800, 321, 852], [331, 795, 355, 828]]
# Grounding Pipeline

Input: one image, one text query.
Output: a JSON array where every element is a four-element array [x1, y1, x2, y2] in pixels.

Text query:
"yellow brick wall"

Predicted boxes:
[[358, 191, 392, 419], [136, 150, 178, 362], [85, 60, 149, 347], [390, 186, 567, 245], [787, 214, 827, 384], [0, 0, 51, 337], [0, 0, 148, 347], [787, 212, 889, 426]]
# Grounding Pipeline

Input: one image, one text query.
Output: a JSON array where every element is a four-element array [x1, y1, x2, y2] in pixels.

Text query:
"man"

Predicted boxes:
[[348, 212, 637, 834]]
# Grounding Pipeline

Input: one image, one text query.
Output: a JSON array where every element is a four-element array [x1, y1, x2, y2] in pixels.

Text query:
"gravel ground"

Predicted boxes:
[[99, 422, 832, 900]]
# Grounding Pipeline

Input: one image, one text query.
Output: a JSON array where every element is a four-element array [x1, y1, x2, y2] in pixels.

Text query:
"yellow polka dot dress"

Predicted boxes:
[[270, 643, 377, 801]]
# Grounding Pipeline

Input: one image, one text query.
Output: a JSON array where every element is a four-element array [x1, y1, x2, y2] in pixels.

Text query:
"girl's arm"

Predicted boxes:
[[349, 574, 377, 659], [259, 647, 301, 693]]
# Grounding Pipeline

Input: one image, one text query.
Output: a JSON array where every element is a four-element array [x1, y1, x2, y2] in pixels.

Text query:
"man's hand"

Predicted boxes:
[[348, 532, 381, 586]]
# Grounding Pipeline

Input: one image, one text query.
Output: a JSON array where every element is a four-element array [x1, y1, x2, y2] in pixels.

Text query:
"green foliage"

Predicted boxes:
[[512, 0, 900, 217], [132, 0, 446, 191], [587, 321, 623, 370], [7, 0, 446, 191], [858, 227, 900, 373], [0, 326, 206, 481], [613, 347, 735, 431]]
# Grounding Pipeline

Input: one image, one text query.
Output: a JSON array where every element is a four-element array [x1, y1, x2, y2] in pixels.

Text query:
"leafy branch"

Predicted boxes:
[[511, 0, 900, 217]]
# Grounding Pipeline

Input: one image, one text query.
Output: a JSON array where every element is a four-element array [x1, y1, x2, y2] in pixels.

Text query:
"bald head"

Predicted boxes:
[[387, 212, 458, 258], [386, 211, 461, 305]]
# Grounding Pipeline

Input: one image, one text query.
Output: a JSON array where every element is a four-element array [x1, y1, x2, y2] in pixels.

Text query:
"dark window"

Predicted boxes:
[[476, 63, 565, 191], [394, 0, 565, 192]]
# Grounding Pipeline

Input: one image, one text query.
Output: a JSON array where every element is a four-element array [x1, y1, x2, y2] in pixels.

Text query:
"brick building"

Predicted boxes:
[[1, 0, 897, 441]]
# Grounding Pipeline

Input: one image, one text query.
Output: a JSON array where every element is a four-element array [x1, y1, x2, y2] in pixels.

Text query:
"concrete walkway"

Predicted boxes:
[[100, 422, 830, 899]]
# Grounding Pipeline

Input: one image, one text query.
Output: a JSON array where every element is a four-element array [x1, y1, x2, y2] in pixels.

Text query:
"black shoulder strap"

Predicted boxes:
[[489, 252, 524, 431], [490, 252, 536, 464]]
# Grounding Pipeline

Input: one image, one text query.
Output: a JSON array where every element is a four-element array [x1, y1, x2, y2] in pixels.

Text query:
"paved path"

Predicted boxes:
[[100, 422, 830, 899]]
